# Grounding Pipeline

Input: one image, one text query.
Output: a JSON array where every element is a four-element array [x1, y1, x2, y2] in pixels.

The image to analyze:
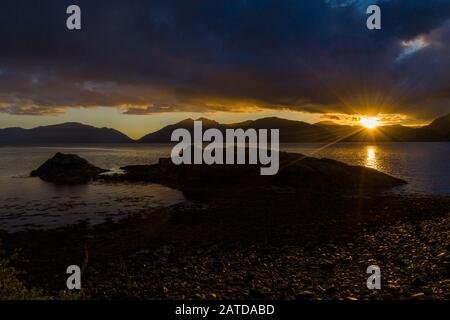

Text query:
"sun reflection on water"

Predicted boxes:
[[365, 146, 378, 169]]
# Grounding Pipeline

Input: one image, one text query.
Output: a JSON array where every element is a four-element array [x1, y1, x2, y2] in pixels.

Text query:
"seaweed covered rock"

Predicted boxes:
[[31, 153, 107, 184]]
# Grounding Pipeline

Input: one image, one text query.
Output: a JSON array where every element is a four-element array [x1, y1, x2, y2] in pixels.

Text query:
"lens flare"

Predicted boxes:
[[360, 117, 380, 129]]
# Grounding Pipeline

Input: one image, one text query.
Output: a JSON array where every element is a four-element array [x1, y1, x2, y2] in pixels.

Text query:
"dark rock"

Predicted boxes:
[[30, 153, 108, 184], [295, 290, 316, 299], [111, 151, 406, 198], [411, 276, 426, 287]]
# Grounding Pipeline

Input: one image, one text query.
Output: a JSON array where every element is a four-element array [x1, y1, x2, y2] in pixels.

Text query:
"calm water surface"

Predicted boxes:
[[0, 143, 448, 232], [282, 142, 450, 195]]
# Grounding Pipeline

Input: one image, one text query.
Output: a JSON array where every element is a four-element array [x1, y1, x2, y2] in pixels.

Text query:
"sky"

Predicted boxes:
[[0, 0, 449, 138]]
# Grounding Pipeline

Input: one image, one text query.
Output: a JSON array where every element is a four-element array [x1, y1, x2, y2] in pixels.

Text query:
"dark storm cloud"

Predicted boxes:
[[0, 0, 449, 118]]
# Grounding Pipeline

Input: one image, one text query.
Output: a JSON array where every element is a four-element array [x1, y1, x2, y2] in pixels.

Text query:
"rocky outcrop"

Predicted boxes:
[[31, 153, 108, 184], [115, 151, 406, 197]]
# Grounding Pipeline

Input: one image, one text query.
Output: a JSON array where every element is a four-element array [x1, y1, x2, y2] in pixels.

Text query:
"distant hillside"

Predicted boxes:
[[138, 118, 223, 143], [138, 117, 334, 143], [315, 122, 361, 140], [237, 117, 334, 142], [317, 114, 450, 142], [0, 123, 133, 145], [421, 114, 450, 140], [1, 114, 449, 145]]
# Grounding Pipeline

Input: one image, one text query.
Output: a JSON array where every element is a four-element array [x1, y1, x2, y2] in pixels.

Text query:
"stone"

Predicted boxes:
[[30, 152, 107, 184]]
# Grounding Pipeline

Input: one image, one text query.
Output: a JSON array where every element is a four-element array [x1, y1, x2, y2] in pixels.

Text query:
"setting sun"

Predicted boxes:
[[360, 117, 380, 129]]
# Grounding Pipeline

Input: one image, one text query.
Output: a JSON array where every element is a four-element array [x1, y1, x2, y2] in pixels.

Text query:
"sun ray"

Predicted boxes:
[[280, 126, 365, 170]]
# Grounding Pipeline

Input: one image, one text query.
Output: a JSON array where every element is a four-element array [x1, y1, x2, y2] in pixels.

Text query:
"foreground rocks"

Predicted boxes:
[[88, 214, 449, 300], [30, 153, 108, 184], [71, 196, 450, 300], [3, 194, 448, 300]]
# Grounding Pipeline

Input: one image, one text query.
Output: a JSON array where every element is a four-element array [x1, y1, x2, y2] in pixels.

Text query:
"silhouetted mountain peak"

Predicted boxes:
[[0, 122, 133, 145], [315, 121, 338, 126], [35, 122, 89, 129], [428, 113, 450, 128], [423, 113, 450, 138], [245, 117, 313, 128], [175, 118, 194, 126]]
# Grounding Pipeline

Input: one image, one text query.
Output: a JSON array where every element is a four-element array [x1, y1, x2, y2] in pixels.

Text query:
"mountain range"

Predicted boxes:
[[0, 122, 132, 145], [0, 114, 449, 145]]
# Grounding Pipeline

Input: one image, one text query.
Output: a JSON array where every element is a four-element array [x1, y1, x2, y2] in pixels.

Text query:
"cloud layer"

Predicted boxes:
[[0, 0, 449, 119]]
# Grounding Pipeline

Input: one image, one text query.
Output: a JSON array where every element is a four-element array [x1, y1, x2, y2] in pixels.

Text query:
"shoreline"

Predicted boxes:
[[1, 192, 449, 300], [1, 149, 448, 300]]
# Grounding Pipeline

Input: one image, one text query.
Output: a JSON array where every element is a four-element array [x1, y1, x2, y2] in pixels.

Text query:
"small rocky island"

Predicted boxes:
[[30, 152, 108, 184]]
